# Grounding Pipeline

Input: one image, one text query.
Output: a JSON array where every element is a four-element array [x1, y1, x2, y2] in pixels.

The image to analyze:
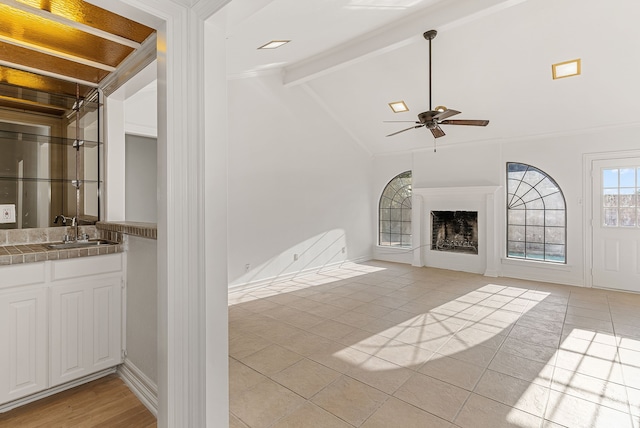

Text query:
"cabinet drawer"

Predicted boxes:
[[51, 254, 123, 281], [0, 263, 46, 290]]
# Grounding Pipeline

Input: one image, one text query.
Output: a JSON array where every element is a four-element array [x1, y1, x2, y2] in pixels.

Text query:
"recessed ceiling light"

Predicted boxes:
[[389, 101, 409, 113], [258, 40, 290, 50], [552, 59, 581, 79]]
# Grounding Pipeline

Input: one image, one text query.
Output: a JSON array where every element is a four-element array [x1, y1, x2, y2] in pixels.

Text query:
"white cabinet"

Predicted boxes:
[[0, 287, 48, 405], [0, 253, 123, 406], [50, 274, 122, 387]]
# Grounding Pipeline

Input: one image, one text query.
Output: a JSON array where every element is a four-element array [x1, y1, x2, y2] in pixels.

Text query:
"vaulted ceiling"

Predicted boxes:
[[216, 0, 640, 155]]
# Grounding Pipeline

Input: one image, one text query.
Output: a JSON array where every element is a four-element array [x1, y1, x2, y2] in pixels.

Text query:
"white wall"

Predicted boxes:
[[372, 125, 640, 286], [125, 134, 157, 223], [125, 235, 158, 384], [227, 73, 374, 287]]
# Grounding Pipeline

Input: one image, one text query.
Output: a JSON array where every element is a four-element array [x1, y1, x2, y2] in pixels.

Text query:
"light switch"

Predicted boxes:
[[0, 204, 16, 223]]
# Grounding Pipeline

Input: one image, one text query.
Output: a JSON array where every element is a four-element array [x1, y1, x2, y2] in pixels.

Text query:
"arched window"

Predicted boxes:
[[507, 163, 566, 263], [379, 171, 412, 247]]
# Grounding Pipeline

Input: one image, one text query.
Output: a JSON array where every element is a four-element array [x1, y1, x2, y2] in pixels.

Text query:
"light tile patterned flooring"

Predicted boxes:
[[229, 261, 640, 428]]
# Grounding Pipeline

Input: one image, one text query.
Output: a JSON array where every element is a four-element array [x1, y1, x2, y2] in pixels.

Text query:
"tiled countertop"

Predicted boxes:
[[96, 221, 157, 240], [0, 241, 123, 266]]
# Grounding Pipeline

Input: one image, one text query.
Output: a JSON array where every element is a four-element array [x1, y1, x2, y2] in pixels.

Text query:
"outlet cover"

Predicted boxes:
[[0, 204, 16, 223]]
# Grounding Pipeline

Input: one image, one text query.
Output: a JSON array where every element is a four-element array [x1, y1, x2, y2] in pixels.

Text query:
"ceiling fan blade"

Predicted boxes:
[[440, 119, 490, 126], [433, 109, 461, 121], [386, 125, 424, 137], [383, 121, 421, 123], [430, 125, 445, 138]]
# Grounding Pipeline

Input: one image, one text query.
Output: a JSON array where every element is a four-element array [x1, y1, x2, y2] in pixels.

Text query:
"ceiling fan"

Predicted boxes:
[[386, 30, 489, 139]]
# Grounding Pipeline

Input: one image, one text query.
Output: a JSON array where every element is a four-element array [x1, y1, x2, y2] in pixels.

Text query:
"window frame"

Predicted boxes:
[[378, 170, 412, 248], [506, 162, 567, 264]]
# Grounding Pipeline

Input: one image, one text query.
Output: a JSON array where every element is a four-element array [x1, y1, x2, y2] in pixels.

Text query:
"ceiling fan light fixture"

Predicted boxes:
[[258, 40, 290, 50], [388, 101, 409, 113], [552, 59, 581, 79], [434, 105, 447, 112]]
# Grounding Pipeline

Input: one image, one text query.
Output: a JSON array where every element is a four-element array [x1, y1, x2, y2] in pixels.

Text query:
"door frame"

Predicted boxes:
[[583, 149, 640, 288]]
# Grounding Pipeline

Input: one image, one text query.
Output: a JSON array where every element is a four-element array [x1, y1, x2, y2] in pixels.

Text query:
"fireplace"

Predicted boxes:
[[411, 186, 501, 275], [431, 211, 478, 254]]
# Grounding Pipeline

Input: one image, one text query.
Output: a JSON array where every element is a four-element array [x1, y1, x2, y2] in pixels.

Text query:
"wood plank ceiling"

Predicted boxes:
[[0, 0, 155, 114]]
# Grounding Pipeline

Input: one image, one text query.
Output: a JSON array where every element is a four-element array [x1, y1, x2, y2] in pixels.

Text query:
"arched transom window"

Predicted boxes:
[[379, 171, 412, 248], [507, 162, 566, 263]]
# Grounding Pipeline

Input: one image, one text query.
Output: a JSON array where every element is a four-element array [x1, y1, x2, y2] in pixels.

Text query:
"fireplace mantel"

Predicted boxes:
[[411, 186, 501, 276]]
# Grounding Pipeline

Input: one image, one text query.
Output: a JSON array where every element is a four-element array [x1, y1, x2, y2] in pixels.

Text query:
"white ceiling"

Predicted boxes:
[[215, 0, 640, 155]]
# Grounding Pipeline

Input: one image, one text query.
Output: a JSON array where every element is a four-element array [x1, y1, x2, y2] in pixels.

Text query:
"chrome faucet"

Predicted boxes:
[[54, 214, 79, 243], [54, 214, 76, 226]]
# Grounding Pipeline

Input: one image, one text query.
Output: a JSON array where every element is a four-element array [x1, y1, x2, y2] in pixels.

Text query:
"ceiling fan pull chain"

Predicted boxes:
[[433, 138, 437, 153]]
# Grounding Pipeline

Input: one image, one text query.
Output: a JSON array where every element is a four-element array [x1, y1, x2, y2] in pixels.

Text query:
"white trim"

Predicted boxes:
[[117, 359, 158, 416], [0, 368, 116, 414]]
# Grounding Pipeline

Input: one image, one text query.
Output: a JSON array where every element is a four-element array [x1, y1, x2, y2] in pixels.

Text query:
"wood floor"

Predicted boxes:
[[0, 375, 156, 428]]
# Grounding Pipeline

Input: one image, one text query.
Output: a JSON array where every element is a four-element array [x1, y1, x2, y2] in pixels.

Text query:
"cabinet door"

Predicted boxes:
[[0, 288, 48, 405], [50, 275, 122, 387]]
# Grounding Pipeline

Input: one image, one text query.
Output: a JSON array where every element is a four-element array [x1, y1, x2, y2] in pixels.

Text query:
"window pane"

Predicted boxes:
[[508, 225, 525, 241], [536, 177, 560, 197], [604, 208, 618, 226], [401, 208, 412, 221], [513, 182, 534, 199], [401, 235, 412, 247], [546, 227, 565, 244], [525, 198, 545, 209], [619, 189, 636, 207], [508, 209, 526, 225], [390, 221, 401, 234], [526, 243, 545, 260], [543, 193, 565, 209], [603, 169, 618, 188], [379, 233, 390, 245], [545, 244, 565, 262], [390, 209, 402, 221], [526, 226, 544, 243], [390, 234, 401, 245], [545, 210, 565, 227], [603, 189, 618, 207], [508, 178, 523, 194], [620, 168, 635, 187], [380, 196, 392, 209], [527, 210, 544, 226], [522, 190, 542, 204], [380, 209, 390, 221], [620, 208, 636, 227], [401, 222, 411, 234], [522, 170, 545, 187], [508, 241, 525, 258]]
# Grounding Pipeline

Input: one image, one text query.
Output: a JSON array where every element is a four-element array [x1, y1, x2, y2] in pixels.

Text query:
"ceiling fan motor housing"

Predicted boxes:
[[418, 111, 438, 123]]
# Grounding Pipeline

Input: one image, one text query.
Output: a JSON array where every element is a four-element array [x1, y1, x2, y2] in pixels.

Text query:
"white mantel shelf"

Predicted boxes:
[[412, 186, 502, 276]]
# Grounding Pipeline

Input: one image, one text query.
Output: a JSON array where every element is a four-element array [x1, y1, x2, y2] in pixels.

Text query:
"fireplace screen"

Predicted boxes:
[[431, 211, 478, 254]]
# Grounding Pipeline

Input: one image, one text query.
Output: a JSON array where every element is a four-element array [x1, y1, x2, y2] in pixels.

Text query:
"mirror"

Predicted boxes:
[[0, 88, 101, 230]]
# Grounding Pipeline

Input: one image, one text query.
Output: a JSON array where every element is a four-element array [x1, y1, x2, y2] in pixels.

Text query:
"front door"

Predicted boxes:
[[592, 158, 640, 292]]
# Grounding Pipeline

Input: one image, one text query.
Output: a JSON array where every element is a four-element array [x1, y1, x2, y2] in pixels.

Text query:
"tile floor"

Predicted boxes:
[[229, 261, 640, 428]]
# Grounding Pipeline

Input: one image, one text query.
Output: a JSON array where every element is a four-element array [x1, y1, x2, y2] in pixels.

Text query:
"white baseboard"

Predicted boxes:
[[0, 368, 116, 414], [117, 358, 158, 416], [229, 255, 372, 293]]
